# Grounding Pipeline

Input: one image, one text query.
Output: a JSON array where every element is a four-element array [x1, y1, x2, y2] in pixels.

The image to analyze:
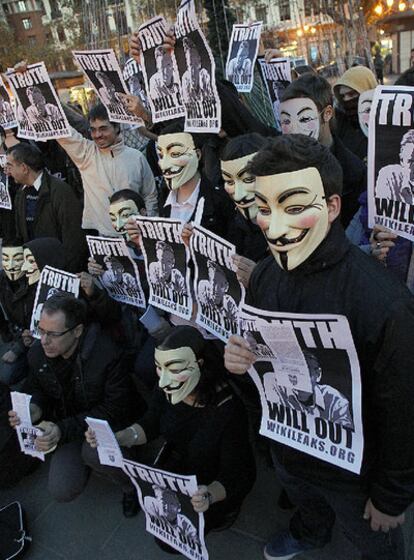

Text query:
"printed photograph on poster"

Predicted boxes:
[[30, 266, 80, 338], [6, 62, 71, 140], [123, 459, 208, 560], [368, 85, 414, 242], [138, 16, 185, 123], [73, 49, 142, 125], [86, 235, 146, 309], [240, 304, 364, 474], [123, 57, 149, 107], [15, 98, 36, 140], [174, 0, 221, 133], [258, 57, 291, 130], [226, 22, 262, 93], [0, 160, 11, 210], [0, 76, 17, 129], [190, 224, 244, 342], [135, 216, 192, 319]]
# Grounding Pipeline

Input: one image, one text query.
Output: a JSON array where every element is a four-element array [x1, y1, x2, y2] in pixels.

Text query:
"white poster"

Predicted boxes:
[[6, 62, 71, 140], [368, 85, 414, 241], [123, 459, 208, 560], [226, 22, 262, 93], [0, 76, 17, 129], [174, 0, 221, 133], [258, 57, 291, 130], [240, 304, 364, 474]]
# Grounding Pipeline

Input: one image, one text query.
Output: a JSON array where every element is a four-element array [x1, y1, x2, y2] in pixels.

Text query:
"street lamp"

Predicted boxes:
[[399, 1, 406, 10], [374, 4, 383, 15], [386, 0, 394, 6]]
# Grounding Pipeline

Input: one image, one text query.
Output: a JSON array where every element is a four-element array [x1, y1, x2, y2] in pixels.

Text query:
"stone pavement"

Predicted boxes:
[[0, 450, 413, 560]]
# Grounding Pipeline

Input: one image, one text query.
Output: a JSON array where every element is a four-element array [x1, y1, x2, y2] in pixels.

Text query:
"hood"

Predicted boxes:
[[23, 237, 65, 271], [333, 66, 377, 101]]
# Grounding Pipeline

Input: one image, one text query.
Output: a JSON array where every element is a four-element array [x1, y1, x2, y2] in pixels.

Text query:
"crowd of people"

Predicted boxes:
[[0, 28, 413, 560]]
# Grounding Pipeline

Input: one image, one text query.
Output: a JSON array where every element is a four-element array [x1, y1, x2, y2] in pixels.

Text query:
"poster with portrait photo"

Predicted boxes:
[[258, 57, 291, 131], [174, 0, 221, 133], [86, 235, 146, 309], [123, 459, 208, 560], [0, 160, 11, 210], [226, 22, 262, 93], [15, 98, 36, 140], [73, 49, 142, 126], [368, 85, 414, 242], [190, 224, 244, 342], [135, 216, 193, 319], [6, 62, 70, 141], [240, 304, 363, 474], [30, 266, 80, 339], [123, 57, 148, 105], [139, 16, 185, 123], [0, 76, 17, 129]]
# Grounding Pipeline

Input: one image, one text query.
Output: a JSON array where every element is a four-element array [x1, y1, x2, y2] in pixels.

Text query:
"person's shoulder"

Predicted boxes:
[[250, 254, 278, 286], [27, 340, 46, 371], [377, 163, 402, 177]]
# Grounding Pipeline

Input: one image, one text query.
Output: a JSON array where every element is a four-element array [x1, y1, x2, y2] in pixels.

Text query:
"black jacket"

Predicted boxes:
[[24, 323, 143, 443], [331, 134, 366, 229], [334, 110, 367, 162], [14, 171, 85, 272], [247, 220, 414, 516], [160, 175, 235, 241], [228, 211, 268, 262]]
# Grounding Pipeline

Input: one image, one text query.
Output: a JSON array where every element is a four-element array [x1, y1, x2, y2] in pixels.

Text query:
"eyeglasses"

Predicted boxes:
[[38, 325, 77, 339]]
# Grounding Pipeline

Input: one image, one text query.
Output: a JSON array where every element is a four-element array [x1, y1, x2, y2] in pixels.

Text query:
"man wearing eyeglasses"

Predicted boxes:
[[8, 293, 140, 506]]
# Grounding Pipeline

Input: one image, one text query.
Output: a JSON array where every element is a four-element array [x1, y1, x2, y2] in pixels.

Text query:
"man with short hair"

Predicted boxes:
[[149, 46, 181, 100], [181, 38, 212, 104], [281, 73, 366, 227], [57, 103, 158, 235], [25, 86, 61, 124], [8, 293, 139, 504], [224, 135, 414, 560], [7, 143, 84, 272], [227, 40, 252, 86]]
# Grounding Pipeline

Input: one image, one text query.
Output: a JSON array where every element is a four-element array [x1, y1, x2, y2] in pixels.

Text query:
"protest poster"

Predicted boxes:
[[6, 62, 70, 141], [258, 57, 291, 130], [240, 304, 363, 474], [135, 216, 192, 319], [0, 76, 17, 129], [87, 235, 146, 309], [73, 49, 142, 125], [138, 16, 185, 123], [367, 85, 414, 242], [190, 224, 244, 342], [123, 57, 148, 106], [123, 459, 208, 560], [174, 0, 221, 133], [11, 392, 44, 461], [86, 417, 123, 468], [15, 98, 36, 140], [0, 156, 11, 210], [226, 22, 262, 93], [30, 266, 80, 338]]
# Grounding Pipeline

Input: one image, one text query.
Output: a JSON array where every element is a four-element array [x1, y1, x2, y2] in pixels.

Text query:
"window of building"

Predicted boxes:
[[27, 36, 36, 46], [22, 18, 32, 29], [305, 1, 321, 17], [255, 6, 267, 24], [279, 0, 291, 21], [17, 1, 27, 12]]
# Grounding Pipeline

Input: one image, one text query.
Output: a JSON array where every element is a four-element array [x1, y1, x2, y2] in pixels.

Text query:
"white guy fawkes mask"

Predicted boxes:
[[2, 246, 24, 282], [157, 132, 199, 190], [109, 199, 139, 241], [221, 153, 258, 222], [255, 167, 329, 271], [155, 346, 201, 405], [358, 89, 374, 138], [21, 248, 40, 285], [280, 98, 320, 139]]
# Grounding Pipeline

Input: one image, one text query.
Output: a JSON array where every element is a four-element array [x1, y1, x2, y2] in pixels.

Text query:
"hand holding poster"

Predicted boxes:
[[123, 459, 208, 560], [190, 224, 245, 341], [368, 85, 414, 241], [136, 216, 193, 319], [30, 266, 80, 338], [0, 76, 17, 129], [6, 62, 70, 140], [240, 305, 363, 474], [87, 236, 146, 309], [226, 22, 262, 93], [258, 57, 291, 130], [138, 16, 185, 123], [85, 417, 123, 468], [174, 0, 221, 133], [73, 49, 142, 125], [0, 155, 11, 210]]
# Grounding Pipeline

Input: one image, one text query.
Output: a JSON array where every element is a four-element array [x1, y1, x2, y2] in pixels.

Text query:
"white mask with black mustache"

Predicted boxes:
[[155, 347, 201, 405], [157, 132, 199, 191], [221, 153, 258, 221], [255, 167, 329, 271]]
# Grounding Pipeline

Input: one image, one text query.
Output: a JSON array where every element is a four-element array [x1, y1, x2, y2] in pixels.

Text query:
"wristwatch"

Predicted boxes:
[[128, 425, 139, 442]]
